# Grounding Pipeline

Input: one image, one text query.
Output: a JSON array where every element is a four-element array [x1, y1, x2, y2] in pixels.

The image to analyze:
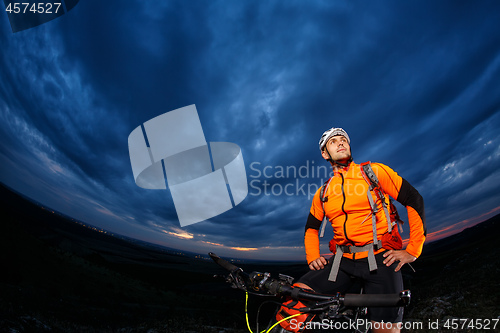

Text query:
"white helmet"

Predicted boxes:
[[319, 127, 350, 151]]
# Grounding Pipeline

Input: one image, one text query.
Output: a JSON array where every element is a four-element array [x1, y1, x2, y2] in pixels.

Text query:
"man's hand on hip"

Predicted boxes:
[[308, 256, 328, 270], [382, 250, 416, 272]]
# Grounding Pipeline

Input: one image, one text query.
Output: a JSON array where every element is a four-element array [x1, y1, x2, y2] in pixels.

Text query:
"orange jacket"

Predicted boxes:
[[305, 161, 426, 263]]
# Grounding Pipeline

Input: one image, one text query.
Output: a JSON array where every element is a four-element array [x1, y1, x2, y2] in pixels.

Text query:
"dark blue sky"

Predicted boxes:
[[1, 1, 499, 260]]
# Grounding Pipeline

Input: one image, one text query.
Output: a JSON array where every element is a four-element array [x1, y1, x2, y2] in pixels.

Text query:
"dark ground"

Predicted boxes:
[[1, 183, 499, 332]]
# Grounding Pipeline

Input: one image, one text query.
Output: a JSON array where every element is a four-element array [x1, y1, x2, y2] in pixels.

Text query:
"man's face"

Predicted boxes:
[[321, 135, 351, 162]]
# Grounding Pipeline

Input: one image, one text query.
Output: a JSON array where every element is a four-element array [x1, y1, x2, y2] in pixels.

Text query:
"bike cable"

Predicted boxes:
[[245, 291, 304, 333]]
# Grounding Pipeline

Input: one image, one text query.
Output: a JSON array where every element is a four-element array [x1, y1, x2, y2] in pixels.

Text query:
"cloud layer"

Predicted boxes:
[[1, 0, 499, 260]]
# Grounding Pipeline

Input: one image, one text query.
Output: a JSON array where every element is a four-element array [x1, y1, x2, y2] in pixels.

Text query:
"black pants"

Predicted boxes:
[[297, 252, 404, 323]]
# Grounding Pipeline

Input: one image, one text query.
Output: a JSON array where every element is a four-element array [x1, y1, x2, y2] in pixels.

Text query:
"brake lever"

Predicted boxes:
[[228, 268, 246, 291]]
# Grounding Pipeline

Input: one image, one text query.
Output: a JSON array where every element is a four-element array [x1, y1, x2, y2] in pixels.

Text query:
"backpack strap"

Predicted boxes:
[[360, 162, 392, 234], [329, 244, 377, 282]]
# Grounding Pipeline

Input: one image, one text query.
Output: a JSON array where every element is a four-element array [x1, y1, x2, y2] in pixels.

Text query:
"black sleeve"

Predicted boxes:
[[305, 212, 322, 232], [396, 178, 427, 236]]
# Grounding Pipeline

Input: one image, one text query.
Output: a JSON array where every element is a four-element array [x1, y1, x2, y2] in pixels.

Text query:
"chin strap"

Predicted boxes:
[[325, 150, 353, 167], [332, 157, 353, 167]]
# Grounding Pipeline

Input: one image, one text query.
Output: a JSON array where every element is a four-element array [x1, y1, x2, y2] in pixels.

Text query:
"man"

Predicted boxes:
[[287, 127, 426, 333]]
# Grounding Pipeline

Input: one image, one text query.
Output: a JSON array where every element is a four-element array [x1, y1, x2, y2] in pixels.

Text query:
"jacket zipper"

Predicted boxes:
[[341, 173, 352, 244]]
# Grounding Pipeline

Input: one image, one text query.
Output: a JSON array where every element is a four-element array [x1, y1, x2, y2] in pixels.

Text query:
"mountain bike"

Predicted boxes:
[[209, 252, 410, 333]]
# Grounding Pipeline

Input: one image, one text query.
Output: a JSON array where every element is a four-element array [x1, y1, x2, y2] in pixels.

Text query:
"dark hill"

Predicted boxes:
[[404, 214, 500, 325], [0, 183, 246, 332], [422, 213, 500, 256]]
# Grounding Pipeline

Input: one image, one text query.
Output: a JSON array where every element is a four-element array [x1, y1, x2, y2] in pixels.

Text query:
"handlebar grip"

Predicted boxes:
[[343, 291, 410, 307], [209, 252, 240, 273]]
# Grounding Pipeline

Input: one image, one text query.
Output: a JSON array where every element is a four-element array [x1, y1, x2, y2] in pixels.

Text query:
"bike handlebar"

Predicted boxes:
[[259, 280, 409, 307], [209, 252, 410, 308], [343, 292, 410, 307], [209, 252, 241, 273]]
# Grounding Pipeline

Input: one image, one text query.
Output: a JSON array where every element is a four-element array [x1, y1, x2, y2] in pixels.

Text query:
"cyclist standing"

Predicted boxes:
[[291, 128, 426, 333]]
